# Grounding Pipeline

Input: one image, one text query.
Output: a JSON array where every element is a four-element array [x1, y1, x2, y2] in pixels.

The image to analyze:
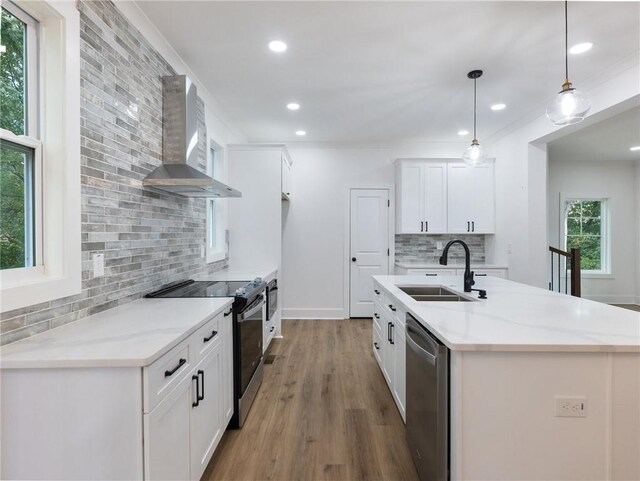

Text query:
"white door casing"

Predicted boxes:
[[349, 189, 390, 317]]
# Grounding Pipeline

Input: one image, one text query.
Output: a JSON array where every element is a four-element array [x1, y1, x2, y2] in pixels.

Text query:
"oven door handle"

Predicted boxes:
[[240, 298, 265, 319]]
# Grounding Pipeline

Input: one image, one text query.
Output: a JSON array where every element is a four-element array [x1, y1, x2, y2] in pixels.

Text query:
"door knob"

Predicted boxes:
[[351, 257, 357, 262]]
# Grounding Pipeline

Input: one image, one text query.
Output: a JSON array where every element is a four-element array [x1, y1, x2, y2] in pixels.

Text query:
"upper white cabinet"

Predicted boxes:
[[396, 161, 447, 234], [447, 163, 495, 234], [281, 153, 293, 200], [396, 159, 495, 234]]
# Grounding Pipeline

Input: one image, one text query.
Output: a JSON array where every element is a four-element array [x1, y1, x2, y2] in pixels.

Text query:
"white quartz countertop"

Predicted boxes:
[[197, 267, 277, 283], [395, 262, 508, 269], [0, 297, 233, 369], [374, 275, 640, 352]]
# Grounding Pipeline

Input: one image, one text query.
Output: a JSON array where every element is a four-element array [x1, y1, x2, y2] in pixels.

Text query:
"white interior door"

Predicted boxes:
[[350, 189, 390, 317]]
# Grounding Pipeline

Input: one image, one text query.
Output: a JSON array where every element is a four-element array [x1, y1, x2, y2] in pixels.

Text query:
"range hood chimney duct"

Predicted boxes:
[[143, 75, 241, 198]]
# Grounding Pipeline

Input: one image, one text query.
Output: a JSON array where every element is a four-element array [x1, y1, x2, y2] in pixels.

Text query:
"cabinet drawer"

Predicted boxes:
[[144, 340, 192, 413], [406, 268, 457, 276], [373, 302, 383, 331], [373, 282, 384, 302], [459, 268, 507, 279], [191, 312, 224, 362]]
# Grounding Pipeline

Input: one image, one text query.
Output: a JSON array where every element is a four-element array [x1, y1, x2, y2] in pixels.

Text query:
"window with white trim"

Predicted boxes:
[[562, 198, 610, 274], [0, 0, 81, 312], [206, 140, 227, 263], [0, 2, 40, 271]]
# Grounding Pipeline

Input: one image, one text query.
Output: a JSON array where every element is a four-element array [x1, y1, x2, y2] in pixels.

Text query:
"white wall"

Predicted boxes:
[[547, 158, 638, 304], [637, 162, 640, 302], [282, 143, 466, 319], [489, 64, 640, 288]]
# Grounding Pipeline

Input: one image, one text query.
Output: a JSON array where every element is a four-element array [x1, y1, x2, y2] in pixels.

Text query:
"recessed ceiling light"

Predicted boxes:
[[295, 130, 306, 136], [490, 103, 506, 111], [268, 40, 287, 53], [569, 42, 593, 55], [630, 146, 640, 151], [458, 130, 469, 136], [287, 103, 300, 111]]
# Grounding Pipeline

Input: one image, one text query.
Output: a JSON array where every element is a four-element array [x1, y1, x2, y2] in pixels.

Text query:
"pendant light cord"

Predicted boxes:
[[473, 78, 477, 141], [564, 0, 569, 82]]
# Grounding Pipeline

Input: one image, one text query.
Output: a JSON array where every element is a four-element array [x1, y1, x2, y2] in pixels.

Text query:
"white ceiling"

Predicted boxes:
[[136, 1, 640, 144], [548, 106, 640, 164]]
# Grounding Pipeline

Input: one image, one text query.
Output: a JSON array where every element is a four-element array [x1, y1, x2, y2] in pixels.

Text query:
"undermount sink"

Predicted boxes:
[[397, 285, 472, 302]]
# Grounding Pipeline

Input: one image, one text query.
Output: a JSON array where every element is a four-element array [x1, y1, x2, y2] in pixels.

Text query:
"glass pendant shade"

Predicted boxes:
[[463, 140, 487, 166], [546, 84, 591, 125]]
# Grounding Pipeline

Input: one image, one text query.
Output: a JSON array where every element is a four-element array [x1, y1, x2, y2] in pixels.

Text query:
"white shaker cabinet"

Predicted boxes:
[[447, 162, 495, 234], [396, 160, 447, 234]]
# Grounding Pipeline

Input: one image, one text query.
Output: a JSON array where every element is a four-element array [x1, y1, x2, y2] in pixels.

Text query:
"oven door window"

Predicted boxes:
[[239, 297, 264, 394]]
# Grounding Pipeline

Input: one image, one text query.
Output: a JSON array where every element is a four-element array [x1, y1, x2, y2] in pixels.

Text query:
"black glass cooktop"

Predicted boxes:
[[146, 280, 259, 299]]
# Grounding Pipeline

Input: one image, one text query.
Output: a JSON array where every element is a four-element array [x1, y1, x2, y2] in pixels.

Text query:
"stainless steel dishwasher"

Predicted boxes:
[[405, 314, 449, 481]]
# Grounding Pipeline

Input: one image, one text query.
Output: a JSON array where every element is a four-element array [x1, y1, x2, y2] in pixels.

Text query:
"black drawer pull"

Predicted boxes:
[[203, 330, 218, 342], [197, 370, 205, 401], [374, 289, 380, 295], [425, 273, 437, 276], [472, 221, 475, 232], [374, 313, 380, 319], [390, 323, 395, 345], [388, 304, 396, 312], [476, 273, 487, 277], [165, 358, 186, 377], [270, 326, 275, 332], [192, 374, 200, 407], [374, 342, 379, 350], [223, 308, 233, 317]]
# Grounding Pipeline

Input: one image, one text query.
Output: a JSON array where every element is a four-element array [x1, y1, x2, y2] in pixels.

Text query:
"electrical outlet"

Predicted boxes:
[[436, 241, 443, 250], [555, 396, 587, 417], [92, 253, 104, 277]]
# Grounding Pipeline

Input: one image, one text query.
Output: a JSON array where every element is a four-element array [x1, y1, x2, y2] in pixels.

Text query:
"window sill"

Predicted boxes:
[[206, 250, 226, 264], [1, 270, 81, 313], [581, 272, 614, 279]]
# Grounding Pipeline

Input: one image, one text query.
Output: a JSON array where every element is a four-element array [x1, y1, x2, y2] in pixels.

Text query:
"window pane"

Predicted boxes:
[[567, 235, 601, 271], [0, 139, 35, 269], [566, 217, 581, 235], [0, 7, 27, 136], [566, 201, 581, 218], [581, 201, 601, 218], [582, 217, 601, 235]]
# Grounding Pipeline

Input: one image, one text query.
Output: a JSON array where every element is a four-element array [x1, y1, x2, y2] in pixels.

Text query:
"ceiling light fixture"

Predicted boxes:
[[295, 130, 306, 136], [268, 40, 287, 53], [458, 130, 469, 136], [491, 103, 506, 111], [286, 103, 300, 111], [546, 1, 591, 125], [569, 42, 593, 55], [462, 70, 488, 166], [630, 146, 640, 151]]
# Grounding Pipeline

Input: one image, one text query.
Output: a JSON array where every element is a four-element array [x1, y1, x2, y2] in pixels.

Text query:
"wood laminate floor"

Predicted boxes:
[[612, 304, 640, 312], [203, 319, 419, 481]]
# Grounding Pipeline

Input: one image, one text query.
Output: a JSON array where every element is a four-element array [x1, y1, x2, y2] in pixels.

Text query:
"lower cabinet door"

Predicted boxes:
[[382, 319, 395, 389], [392, 326, 406, 422], [373, 323, 383, 368], [144, 374, 193, 481], [190, 344, 223, 481]]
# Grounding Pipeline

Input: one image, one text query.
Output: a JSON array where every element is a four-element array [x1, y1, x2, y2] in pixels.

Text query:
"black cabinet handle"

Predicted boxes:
[[476, 273, 487, 277], [374, 289, 380, 295], [224, 308, 233, 317], [374, 342, 379, 350], [197, 370, 205, 401], [390, 323, 395, 345], [425, 221, 428, 232], [388, 304, 396, 312], [203, 330, 218, 342], [421, 221, 424, 232], [192, 374, 200, 407], [467, 221, 470, 232], [472, 221, 475, 232], [270, 326, 275, 332], [374, 313, 380, 319], [165, 358, 186, 377], [425, 273, 437, 277]]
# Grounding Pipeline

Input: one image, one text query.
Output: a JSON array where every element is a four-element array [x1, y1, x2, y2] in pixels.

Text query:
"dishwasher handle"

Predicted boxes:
[[406, 317, 441, 366], [406, 329, 437, 366]]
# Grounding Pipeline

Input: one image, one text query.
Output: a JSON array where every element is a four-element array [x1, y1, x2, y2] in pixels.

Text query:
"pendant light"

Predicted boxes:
[[546, 1, 591, 125], [462, 70, 487, 166]]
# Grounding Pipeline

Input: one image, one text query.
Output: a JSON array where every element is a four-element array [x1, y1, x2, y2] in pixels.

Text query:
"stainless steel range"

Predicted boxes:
[[146, 278, 266, 428]]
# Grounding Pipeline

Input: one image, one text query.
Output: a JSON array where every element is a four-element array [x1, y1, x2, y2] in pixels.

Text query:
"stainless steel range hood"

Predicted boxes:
[[143, 75, 241, 198]]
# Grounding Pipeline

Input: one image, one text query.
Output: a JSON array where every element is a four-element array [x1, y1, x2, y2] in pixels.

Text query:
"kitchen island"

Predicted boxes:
[[373, 275, 640, 481]]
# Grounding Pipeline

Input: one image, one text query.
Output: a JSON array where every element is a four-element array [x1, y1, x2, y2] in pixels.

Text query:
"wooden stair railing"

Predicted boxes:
[[549, 246, 581, 297]]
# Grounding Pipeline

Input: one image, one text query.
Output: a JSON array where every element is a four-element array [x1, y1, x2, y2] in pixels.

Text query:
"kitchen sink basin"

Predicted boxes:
[[397, 286, 472, 302]]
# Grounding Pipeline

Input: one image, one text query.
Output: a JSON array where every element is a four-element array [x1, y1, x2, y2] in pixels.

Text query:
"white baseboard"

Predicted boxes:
[[282, 308, 347, 320], [583, 294, 640, 305]]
